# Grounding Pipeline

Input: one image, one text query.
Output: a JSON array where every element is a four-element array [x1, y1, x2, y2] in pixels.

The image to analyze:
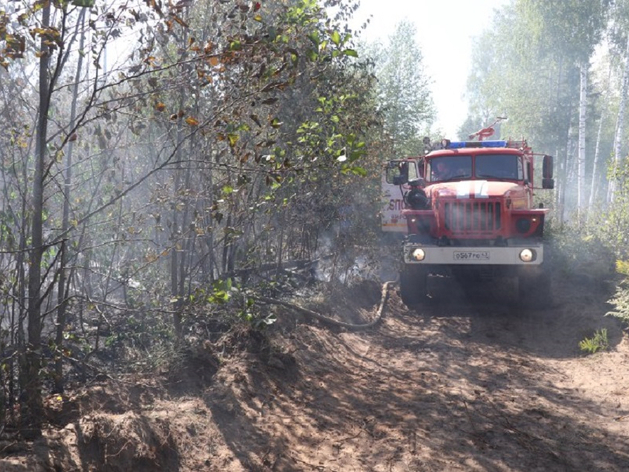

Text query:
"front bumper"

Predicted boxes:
[[403, 243, 544, 265]]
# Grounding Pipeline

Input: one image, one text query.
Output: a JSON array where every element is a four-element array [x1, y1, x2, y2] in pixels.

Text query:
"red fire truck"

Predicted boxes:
[[382, 127, 554, 306]]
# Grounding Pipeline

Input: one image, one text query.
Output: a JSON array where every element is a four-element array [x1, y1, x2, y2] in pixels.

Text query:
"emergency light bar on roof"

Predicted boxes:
[[444, 140, 507, 149]]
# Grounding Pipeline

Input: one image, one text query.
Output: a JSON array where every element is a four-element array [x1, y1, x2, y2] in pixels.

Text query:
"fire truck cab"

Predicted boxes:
[[382, 137, 555, 306]]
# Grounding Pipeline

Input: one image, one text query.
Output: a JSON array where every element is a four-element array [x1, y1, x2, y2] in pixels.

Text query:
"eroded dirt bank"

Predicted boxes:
[[2, 276, 629, 471]]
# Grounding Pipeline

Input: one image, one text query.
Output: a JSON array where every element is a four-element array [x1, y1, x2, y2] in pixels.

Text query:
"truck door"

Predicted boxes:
[[381, 160, 419, 233]]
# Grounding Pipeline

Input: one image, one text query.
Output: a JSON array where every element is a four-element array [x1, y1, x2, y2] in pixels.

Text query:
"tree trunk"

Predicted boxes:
[[54, 10, 87, 394], [577, 61, 587, 223], [588, 62, 612, 211], [177, 137, 194, 307], [556, 124, 573, 225], [171, 90, 186, 338], [608, 36, 629, 204], [24, 2, 52, 436]]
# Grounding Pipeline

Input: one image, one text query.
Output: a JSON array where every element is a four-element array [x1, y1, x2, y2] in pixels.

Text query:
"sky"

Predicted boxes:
[[350, 0, 509, 139]]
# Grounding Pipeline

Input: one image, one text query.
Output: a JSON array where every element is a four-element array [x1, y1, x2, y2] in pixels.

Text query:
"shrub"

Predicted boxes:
[[579, 328, 609, 354], [607, 278, 629, 325]]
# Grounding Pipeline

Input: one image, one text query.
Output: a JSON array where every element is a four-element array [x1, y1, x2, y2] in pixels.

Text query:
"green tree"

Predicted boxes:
[[365, 20, 434, 157], [466, 0, 610, 221], [518, 0, 608, 220], [605, 0, 629, 204], [0, 0, 383, 436]]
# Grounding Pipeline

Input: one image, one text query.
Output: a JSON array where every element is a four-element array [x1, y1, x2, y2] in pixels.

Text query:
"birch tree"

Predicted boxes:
[[589, 62, 613, 210], [467, 1, 608, 220], [607, 37, 629, 204], [518, 0, 608, 221]]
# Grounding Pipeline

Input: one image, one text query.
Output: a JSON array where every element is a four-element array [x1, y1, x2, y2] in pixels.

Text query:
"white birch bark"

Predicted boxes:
[[577, 61, 587, 221], [608, 36, 629, 204], [588, 64, 612, 210]]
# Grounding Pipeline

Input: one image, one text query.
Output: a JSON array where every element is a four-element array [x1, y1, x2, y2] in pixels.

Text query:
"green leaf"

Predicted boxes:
[[341, 164, 367, 176], [350, 150, 364, 162], [330, 30, 341, 46], [351, 166, 367, 176], [209, 290, 229, 304], [308, 31, 320, 48], [343, 49, 358, 58], [227, 133, 239, 147]]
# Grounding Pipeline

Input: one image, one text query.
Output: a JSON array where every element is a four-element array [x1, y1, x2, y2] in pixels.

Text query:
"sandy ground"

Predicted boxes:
[[2, 274, 629, 471]]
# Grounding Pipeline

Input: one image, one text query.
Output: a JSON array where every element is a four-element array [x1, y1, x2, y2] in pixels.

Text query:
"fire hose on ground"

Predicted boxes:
[[254, 281, 394, 331]]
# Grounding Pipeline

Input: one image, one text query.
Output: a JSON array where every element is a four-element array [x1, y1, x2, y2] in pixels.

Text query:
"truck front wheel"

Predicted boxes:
[[400, 265, 428, 306], [518, 268, 552, 308]]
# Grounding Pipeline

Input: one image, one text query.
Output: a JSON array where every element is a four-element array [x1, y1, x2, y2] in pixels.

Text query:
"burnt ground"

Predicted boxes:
[[2, 273, 629, 471]]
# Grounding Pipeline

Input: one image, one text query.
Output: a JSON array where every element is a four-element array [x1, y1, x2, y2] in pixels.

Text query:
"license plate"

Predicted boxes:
[[453, 251, 490, 261]]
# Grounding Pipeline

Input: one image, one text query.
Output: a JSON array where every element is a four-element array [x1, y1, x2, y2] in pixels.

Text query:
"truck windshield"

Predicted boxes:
[[475, 154, 522, 180], [428, 156, 472, 182]]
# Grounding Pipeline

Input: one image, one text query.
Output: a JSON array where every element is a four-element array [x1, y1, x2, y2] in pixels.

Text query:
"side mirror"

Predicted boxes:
[[542, 155, 553, 179], [387, 161, 409, 185], [542, 178, 554, 189], [392, 175, 407, 186]]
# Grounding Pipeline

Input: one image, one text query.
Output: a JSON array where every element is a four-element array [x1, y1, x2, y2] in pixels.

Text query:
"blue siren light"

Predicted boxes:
[[477, 140, 507, 147], [446, 140, 507, 149]]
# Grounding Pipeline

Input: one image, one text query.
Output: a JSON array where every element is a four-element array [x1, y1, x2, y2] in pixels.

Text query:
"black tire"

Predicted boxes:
[[400, 265, 428, 306], [519, 268, 552, 308], [520, 243, 553, 307]]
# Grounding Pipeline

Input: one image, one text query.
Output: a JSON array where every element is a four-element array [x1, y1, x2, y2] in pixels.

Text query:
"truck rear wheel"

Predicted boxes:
[[400, 265, 428, 306]]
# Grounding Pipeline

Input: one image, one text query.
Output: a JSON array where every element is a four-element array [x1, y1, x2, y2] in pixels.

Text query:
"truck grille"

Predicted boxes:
[[444, 201, 501, 233]]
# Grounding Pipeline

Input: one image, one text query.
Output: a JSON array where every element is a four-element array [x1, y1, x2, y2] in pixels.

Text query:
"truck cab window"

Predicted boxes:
[[429, 156, 472, 182], [475, 154, 520, 180], [408, 162, 419, 181]]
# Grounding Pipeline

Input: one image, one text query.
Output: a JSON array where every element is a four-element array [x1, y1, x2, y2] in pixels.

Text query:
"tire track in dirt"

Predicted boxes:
[[203, 278, 629, 471]]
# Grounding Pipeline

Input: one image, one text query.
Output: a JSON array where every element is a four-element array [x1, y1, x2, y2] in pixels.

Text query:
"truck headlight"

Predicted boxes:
[[519, 248, 534, 262], [411, 248, 426, 261]]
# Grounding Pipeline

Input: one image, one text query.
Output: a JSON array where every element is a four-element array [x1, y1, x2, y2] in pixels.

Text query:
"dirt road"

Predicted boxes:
[[199, 277, 629, 471], [3, 276, 629, 471]]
